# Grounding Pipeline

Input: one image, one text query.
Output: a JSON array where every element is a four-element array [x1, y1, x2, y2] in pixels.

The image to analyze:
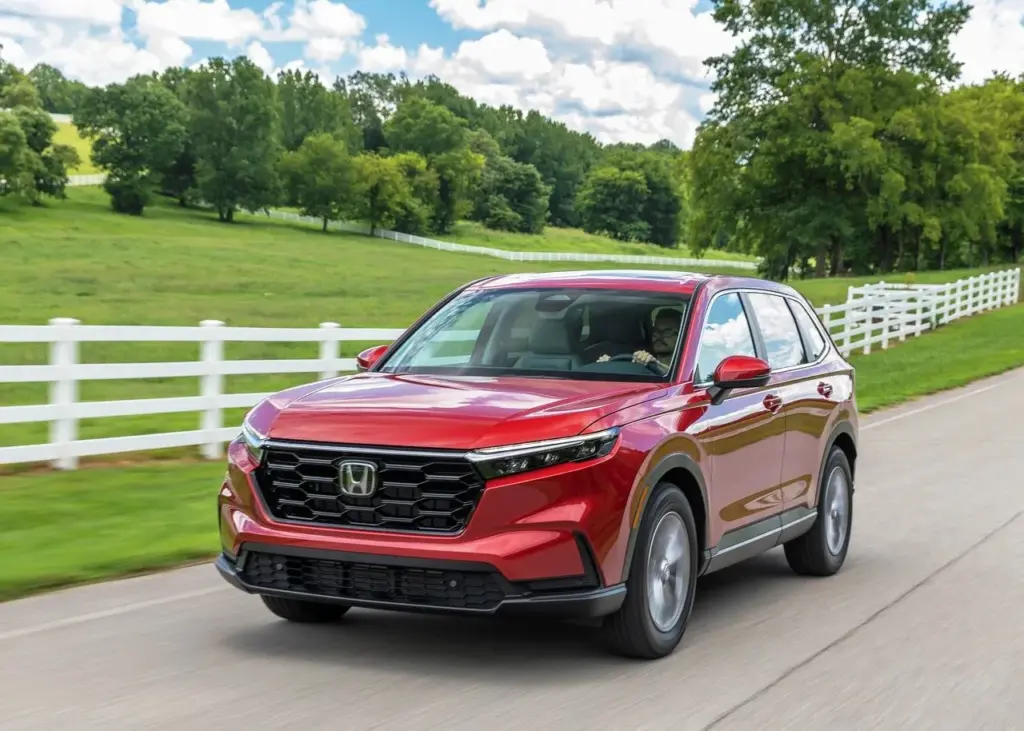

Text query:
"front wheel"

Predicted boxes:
[[260, 595, 350, 623], [600, 484, 699, 659], [783, 446, 854, 576]]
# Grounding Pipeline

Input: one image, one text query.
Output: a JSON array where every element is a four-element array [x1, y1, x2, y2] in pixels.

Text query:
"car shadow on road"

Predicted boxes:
[[219, 548, 805, 683]]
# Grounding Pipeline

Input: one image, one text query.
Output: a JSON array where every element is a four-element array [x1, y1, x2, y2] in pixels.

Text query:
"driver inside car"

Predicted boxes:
[[597, 308, 682, 374]]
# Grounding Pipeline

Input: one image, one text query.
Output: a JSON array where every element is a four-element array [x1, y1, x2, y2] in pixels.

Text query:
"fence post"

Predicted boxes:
[[319, 322, 341, 380], [880, 290, 890, 350], [862, 293, 872, 355], [49, 317, 80, 470], [200, 320, 224, 460], [1014, 268, 1022, 304]]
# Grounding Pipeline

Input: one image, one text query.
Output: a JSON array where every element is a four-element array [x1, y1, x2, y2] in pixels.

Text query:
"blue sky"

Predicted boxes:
[[0, 0, 1022, 147]]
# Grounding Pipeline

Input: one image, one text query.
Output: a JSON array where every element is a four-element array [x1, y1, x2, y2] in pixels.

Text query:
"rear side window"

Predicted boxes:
[[746, 293, 807, 369], [790, 299, 828, 360], [694, 292, 758, 383]]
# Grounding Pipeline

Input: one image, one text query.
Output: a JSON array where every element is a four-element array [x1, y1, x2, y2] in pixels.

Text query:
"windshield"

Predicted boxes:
[[378, 287, 691, 382]]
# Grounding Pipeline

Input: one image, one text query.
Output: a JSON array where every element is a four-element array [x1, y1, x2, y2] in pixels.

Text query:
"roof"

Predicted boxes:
[[471, 269, 714, 293]]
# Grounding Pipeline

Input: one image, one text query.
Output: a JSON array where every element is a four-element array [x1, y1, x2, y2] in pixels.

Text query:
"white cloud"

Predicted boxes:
[[282, 0, 365, 41], [1, 0, 1022, 150], [134, 0, 265, 45], [0, 0, 126, 27], [0, 23, 193, 86], [356, 29, 701, 146], [951, 0, 1024, 84], [355, 33, 407, 72], [246, 40, 275, 74]]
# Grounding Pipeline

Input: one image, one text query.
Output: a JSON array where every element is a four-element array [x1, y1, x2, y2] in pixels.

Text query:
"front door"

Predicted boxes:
[[688, 291, 788, 566]]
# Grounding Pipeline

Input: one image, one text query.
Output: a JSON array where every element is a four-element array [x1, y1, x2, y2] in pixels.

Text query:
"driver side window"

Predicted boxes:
[[694, 293, 758, 383]]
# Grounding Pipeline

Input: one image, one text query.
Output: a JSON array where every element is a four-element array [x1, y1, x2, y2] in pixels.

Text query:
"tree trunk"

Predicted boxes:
[[225, 208, 234, 223], [322, 216, 328, 233], [815, 240, 828, 278], [829, 237, 843, 276]]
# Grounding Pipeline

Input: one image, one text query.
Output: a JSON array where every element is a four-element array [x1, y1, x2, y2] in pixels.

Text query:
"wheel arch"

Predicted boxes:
[[620, 453, 710, 582], [821, 421, 857, 497]]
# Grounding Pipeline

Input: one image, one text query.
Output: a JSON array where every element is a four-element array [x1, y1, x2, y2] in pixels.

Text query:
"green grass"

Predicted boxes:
[[0, 186, 1016, 462], [2, 302, 1023, 601], [848, 303, 1024, 412], [54, 122, 98, 175], [0, 460, 223, 600], [442, 220, 756, 261]]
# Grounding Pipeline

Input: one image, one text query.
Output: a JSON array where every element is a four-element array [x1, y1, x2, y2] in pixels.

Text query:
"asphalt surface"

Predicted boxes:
[[2, 368, 1023, 731]]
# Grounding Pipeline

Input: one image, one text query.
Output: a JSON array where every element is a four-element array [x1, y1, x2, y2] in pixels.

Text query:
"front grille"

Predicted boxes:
[[253, 443, 484, 534], [242, 551, 507, 610]]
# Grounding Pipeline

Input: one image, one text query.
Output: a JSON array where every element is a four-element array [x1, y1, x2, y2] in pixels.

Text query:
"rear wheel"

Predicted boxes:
[[260, 595, 350, 623], [783, 446, 853, 576], [600, 484, 699, 659]]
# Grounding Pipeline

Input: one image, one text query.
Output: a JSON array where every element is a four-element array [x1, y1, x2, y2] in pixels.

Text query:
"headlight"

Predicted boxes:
[[240, 421, 266, 465], [467, 428, 619, 479]]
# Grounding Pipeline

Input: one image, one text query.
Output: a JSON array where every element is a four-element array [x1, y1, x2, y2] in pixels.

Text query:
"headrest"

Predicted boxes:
[[529, 318, 572, 355]]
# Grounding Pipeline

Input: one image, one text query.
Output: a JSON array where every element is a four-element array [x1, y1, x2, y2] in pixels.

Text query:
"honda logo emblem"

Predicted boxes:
[[338, 461, 377, 497]]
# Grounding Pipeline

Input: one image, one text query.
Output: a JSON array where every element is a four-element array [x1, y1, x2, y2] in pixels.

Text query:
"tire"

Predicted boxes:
[[260, 595, 350, 623], [784, 446, 853, 576], [600, 483, 699, 659]]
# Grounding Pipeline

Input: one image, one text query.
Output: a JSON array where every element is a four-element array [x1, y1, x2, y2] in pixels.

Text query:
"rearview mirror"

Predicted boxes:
[[356, 344, 389, 372], [708, 355, 771, 405]]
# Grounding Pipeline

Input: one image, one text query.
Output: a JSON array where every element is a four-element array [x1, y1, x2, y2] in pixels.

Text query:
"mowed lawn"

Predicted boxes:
[[0, 186, 1016, 458], [2, 301, 1023, 600], [54, 122, 99, 175]]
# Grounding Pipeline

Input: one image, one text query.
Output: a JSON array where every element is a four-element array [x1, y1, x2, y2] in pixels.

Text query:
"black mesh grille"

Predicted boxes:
[[253, 444, 484, 534], [242, 551, 507, 610]]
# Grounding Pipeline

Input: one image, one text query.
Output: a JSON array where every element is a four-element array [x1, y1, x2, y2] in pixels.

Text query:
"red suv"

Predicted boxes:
[[216, 270, 857, 659]]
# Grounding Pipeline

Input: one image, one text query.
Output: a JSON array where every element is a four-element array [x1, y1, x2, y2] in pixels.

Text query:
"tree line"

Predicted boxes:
[[1, 0, 1023, 279], [0, 51, 686, 247]]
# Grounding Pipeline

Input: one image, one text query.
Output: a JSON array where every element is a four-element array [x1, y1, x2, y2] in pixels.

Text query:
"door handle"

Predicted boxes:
[[762, 394, 782, 413], [817, 382, 833, 398]]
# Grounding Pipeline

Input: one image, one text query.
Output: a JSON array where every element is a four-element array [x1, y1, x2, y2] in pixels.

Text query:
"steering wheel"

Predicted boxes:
[[600, 353, 668, 376]]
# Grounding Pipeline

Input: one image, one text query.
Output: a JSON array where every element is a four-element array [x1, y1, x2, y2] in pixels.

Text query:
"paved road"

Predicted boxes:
[[2, 369, 1023, 731]]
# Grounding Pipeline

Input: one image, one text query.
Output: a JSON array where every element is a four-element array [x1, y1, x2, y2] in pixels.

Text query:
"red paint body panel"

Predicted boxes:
[[218, 270, 859, 593]]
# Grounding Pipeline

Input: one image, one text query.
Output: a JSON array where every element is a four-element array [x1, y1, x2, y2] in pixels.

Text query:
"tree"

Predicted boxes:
[[279, 133, 356, 232], [0, 113, 31, 196], [575, 166, 651, 241], [277, 69, 360, 153], [385, 97, 484, 233], [75, 76, 187, 214], [10, 106, 79, 204], [186, 56, 282, 222], [349, 152, 412, 233], [389, 151, 438, 235], [690, 0, 975, 278], [28, 64, 88, 114], [152, 67, 198, 206], [471, 155, 550, 234]]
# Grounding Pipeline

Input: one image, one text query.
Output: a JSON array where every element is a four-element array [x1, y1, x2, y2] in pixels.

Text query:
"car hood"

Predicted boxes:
[[247, 372, 662, 450]]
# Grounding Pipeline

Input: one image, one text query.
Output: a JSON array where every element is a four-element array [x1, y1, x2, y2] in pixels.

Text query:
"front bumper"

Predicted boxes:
[[216, 543, 626, 619]]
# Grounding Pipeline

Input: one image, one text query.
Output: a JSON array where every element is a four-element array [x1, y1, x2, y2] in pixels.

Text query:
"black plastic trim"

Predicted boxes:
[[821, 421, 858, 492], [215, 547, 626, 619], [620, 452, 709, 582]]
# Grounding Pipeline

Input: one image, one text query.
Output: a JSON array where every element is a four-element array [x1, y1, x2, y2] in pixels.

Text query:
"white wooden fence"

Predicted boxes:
[[0, 268, 1018, 470]]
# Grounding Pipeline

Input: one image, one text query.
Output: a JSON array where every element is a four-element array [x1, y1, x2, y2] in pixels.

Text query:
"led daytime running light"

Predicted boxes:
[[467, 428, 619, 479], [241, 422, 266, 464]]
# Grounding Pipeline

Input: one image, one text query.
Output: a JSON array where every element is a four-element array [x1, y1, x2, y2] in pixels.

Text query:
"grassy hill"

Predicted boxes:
[[0, 186, 1015, 460], [54, 122, 98, 175]]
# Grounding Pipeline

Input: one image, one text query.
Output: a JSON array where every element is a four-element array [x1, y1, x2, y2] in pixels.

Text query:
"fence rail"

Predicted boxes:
[[0, 268, 1018, 469]]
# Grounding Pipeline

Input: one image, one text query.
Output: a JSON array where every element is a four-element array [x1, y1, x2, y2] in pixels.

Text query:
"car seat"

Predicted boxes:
[[513, 318, 583, 371]]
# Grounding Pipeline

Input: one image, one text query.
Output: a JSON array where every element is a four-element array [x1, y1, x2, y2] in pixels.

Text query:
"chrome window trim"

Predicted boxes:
[[691, 287, 832, 389]]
